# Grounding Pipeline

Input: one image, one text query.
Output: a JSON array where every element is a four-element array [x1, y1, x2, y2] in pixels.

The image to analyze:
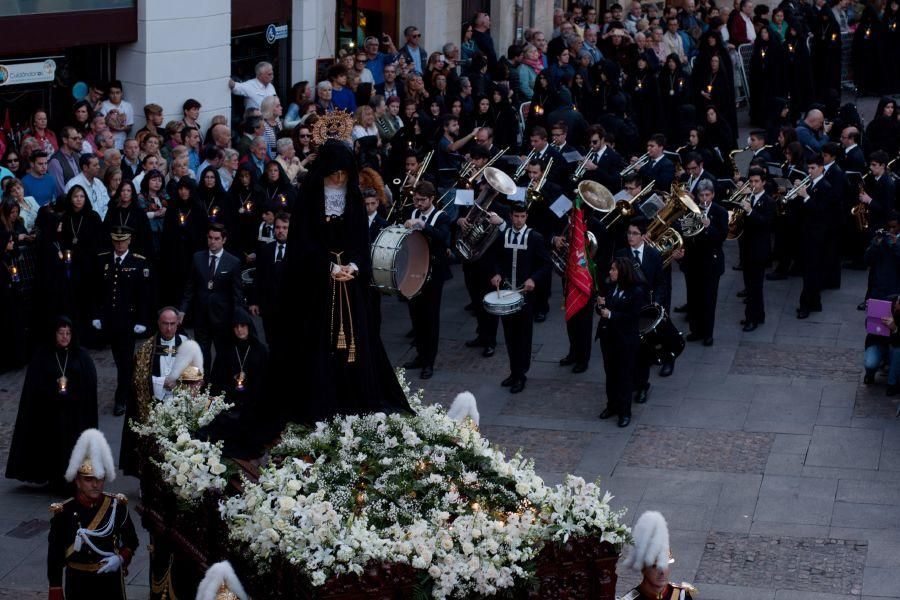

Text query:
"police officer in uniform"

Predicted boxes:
[[92, 226, 150, 415], [48, 429, 139, 600], [620, 510, 696, 600], [491, 203, 551, 393]]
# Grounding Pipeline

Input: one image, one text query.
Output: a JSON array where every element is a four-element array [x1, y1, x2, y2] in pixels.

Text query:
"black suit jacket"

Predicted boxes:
[[823, 161, 849, 221], [797, 177, 832, 240], [840, 145, 866, 174], [491, 227, 551, 289], [595, 283, 647, 344], [413, 208, 453, 283], [682, 202, 729, 276], [94, 251, 151, 327], [585, 146, 626, 192], [617, 245, 668, 308], [743, 193, 775, 263], [679, 169, 716, 196], [120, 158, 142, 181], [374, 83, 405, 102], [640, 155, 676, 192], [752, 148, 774, 164], [249, 241, 287, 317], [866, 173, 897, 228], [368, 214, 388, 243], [180, 250, 244, 329]]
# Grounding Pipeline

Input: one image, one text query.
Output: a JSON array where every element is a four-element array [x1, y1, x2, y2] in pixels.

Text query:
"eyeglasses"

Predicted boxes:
[[411, 33, 421, 38], [627, 230, 642, 236], [298, 133, 311, 138]]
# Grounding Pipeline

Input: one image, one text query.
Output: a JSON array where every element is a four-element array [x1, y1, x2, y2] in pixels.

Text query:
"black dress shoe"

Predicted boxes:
[[766, 272, 788, 281], [405, 328, 415, 338], [510, 377, 527, 393], [635, 387, 649, 404], [702, 337, 714, 346], [501, 375, 515, 387], [617, 415, 631, 428], [466, 337, 486, 348], [742, 322, 758, 332], [673, 304, 689, 313], [887, 384, 899, 397], [420, 366, 434, 380], [113, 403, 126, 416], [797, 310, 810, 319], [864, 373, 875, 385], [534, 312, 547, 323], [857, 301, 867, 311], [737, 289, 747, 298], [686, 332, 703, 342], [559, 355, 575, 366], [659, 362, 674, 377], [572, 363, 588, 374], [403, 357, 424, 369], [464, 302, 475, 312], [598, 408, 616, 420], [482, 346, 495, 357]]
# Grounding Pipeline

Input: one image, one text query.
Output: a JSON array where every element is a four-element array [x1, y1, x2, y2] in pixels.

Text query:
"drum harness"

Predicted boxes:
[[504, 226, 531, 290]]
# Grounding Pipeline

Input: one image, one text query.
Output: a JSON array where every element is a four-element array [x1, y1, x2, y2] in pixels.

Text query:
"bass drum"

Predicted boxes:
[[370, 225, 431, 299], [638, 304, 685, 364]]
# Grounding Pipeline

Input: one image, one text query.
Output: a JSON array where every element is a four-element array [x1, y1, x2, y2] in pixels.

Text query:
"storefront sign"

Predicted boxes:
[[0, 60, 57, 86], [265, 23, 289, 44]]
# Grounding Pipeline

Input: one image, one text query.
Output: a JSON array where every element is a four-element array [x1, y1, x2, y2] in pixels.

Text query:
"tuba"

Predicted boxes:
[[852, 173, 871, 232], [645, 185, 700, 266], [550, 181, 613, 275], [455, 167, 518, 262]]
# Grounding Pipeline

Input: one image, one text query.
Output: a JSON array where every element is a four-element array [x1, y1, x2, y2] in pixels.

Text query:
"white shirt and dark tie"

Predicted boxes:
[[275, 242, 285, 263]]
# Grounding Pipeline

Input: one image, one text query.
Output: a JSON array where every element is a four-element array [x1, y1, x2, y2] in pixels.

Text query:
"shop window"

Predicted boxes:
[[337, 0, 398, 55]]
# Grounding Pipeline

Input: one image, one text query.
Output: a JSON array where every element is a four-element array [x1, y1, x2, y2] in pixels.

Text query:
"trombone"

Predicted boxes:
[[387, 150, 433, 224], [570, 148, 598, 184], [526, 158, 553, 207], [598, 180, 655, 229], [514, 149, 538, 181], [436, 147, 508, 208], [620, 152, 650, 177]]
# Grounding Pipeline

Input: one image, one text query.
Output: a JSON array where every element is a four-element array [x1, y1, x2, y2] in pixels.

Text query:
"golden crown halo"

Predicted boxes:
[[312, 110, 354, 145], [216, 583, 238, 600]]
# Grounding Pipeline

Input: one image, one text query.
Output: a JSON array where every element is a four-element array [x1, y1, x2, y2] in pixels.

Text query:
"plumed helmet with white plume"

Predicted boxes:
[[622, 510, 673, 571], [195, 561, 249, 600], [165, 339, 204, 387], [447, 391, 480, 426], [65, 428, 116, 482]]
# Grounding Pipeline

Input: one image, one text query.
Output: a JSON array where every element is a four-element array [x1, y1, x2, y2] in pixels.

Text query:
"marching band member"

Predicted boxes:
[[519, 126, 564, 183], [859, 151, 897, 232], [679, 152, 716, 196], [638, 134, 675, 192], [621, 511, 696, 599], [741, 167, 776, 331], [490, 203, 551, 393], [822, 142, 848, 290], [525, 158, 564, 322], [403, 181, 452, 379], [748, 129, 773, 163], [617, 219, 667, 403], [579, 125, 625, 193], [680, 179, 728, 345], [596, 256, 646, 428], [48, 429, 139, 600], [795, 154, 833, 319]]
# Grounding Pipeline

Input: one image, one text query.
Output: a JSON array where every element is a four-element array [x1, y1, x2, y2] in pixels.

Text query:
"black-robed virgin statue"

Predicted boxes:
[[281, 119, 410, 423]]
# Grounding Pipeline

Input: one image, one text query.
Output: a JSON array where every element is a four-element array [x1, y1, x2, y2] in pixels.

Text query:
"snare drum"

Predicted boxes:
[[638, 304, 685, 364], [483, 290, 525, 316], [370, 225, 431, 299]]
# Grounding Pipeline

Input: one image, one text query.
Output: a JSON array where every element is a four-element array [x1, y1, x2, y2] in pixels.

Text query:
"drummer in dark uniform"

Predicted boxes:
[[620, 510, 697, 600], [490, 203, 551, 393], [48, 429, 139, 600]]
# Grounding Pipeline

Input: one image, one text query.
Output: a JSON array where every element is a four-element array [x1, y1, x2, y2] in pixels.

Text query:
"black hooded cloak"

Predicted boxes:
[[281, 141, 410, 423]]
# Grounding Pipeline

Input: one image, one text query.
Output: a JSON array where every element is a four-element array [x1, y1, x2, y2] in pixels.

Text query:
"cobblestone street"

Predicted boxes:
[[1, 103, 898, 599]]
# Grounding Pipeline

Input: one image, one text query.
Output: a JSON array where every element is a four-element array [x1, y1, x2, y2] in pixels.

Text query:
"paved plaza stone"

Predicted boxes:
[[2, 101, 900, 599]]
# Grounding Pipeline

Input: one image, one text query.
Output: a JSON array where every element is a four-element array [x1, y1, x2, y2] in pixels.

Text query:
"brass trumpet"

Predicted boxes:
[[526, 158, 553, 207], [783, 174, 811, 202], [620, 152, 650, 177], [570, 148, 598, 184]]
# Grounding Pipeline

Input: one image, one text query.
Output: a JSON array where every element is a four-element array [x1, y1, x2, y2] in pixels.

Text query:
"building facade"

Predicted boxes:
[[0, 0, 557, 132]]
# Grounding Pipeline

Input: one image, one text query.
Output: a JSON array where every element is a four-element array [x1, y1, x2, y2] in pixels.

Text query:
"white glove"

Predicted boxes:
[[133, 324, 146, 335], [96, 554, 123, 574], [91, 319, 102, 330]]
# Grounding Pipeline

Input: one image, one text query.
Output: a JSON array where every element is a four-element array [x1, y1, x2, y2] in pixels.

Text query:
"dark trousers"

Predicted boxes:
[[772, 210, 799, 273], [534, 273, 552, 315], [600, 337, 636, 417], [565, 300, 594, 363], [686, 270, 721, 338], [799, 243, 824, 311], [743, 259, 767, 324], [262, 310, 287, 356], [501, 300, 534, 378], [409, 278, 444, 366], [194, 323, 225, 375], [823, 221, 843, 289], [463, 259, 499, 345], [109, 323, 136, 409]]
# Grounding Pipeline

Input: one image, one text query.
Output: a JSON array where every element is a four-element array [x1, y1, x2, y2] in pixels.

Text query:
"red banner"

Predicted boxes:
[[564, 203, 593, 321]]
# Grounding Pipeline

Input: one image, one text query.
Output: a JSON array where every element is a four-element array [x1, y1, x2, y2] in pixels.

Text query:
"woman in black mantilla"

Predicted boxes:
[[160, 177, 205, 306], [198, 308, 279, 459], [283, 136, 410, 423], [6, 316, 98, 491]]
